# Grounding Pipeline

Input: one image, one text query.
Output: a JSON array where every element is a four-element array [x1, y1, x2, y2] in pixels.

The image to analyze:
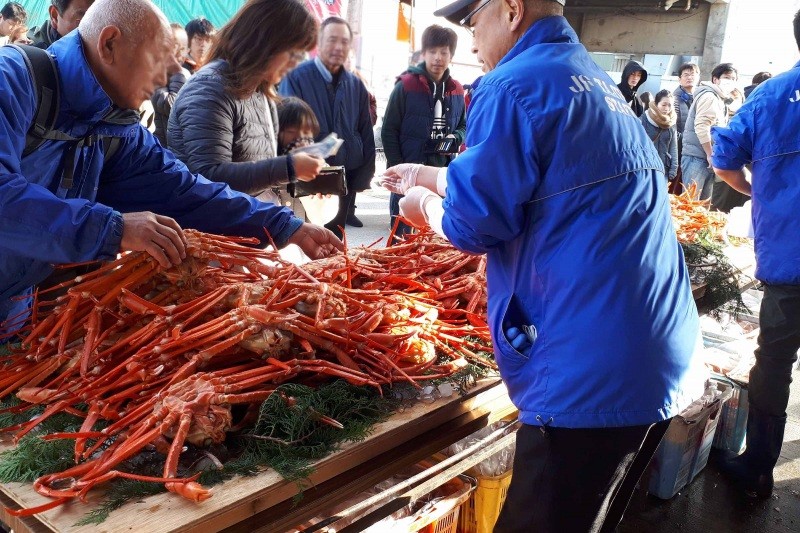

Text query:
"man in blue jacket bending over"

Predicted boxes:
[[0, 0, 342, 334], [711, 10, 800, 501], [383, 1, 704, 531]]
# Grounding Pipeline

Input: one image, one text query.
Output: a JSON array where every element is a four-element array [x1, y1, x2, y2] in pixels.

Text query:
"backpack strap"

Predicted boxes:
[[13, 45, 139, 186], [102, 137, 123, 163], [12, 44, 80, 158]]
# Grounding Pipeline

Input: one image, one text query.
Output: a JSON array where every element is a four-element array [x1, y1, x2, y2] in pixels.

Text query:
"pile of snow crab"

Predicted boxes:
[[670, 183, 726, 244], [0, 229, 493, 515]]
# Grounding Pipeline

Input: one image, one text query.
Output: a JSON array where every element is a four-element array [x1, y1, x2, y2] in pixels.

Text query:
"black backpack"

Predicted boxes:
[[11, 44, 135, 189]]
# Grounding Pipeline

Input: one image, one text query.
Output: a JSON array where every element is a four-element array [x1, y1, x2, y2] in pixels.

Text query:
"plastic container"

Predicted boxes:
[[459, 469, 512, 533], [416, 504, 459, 533], [711, 375, 749, 454], [362, 472, 476, 533], [690, 381, 733, 481], [648, 381, 732, 499]]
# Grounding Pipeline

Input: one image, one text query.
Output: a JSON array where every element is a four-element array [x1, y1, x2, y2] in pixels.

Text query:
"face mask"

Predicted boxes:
[[717, 79, 737, 95]]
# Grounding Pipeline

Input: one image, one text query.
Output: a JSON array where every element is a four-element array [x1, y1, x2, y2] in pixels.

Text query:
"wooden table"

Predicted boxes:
[[0, 379, 515, 533]]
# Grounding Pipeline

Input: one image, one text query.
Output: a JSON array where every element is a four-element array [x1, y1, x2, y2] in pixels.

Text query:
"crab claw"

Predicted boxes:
[[166, 481, 212, 502]]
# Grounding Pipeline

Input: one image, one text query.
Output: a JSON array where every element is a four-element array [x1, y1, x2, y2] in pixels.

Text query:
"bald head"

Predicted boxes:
[[79, 0, 168, 45], [79, 0, 179, 110]]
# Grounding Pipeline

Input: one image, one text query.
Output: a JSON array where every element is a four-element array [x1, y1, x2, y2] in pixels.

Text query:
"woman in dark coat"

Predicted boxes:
[[168, 0, 324, 210], [640, 89, 679, 183]]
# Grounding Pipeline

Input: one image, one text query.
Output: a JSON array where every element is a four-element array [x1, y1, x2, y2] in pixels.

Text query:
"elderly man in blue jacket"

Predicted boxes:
[[711, 11, 800, 501], [279, 16, 376, 239], [0, 0, 342, 334], [383, 0, 704, 530]]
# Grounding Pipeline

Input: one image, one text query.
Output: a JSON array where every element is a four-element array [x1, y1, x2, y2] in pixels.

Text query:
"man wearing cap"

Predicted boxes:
[[382, 1, 703, 531]]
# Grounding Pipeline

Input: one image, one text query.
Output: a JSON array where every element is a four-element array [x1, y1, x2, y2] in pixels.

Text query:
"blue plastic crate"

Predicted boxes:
[[710, 375, 748, 454]]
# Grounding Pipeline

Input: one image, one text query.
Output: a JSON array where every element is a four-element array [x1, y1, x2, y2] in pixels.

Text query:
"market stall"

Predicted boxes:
[[0, 185, 760, 533], [0, 229, 512, 532]]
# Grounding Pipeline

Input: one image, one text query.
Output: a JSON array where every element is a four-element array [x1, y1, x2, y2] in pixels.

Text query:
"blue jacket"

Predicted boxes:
[[0, 32, 303, 328], [712, 62, 800, 285], [278, 58, 376, 191], [442, 17, 703, 428]]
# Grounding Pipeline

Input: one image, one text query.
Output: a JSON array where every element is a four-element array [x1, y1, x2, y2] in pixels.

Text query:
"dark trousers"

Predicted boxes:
[[325, 189, 357, 238], [711, 178, 749, 213], [494, 419, 671, 533], [749, 284, 800, 417], [388, 192, 412, 238]]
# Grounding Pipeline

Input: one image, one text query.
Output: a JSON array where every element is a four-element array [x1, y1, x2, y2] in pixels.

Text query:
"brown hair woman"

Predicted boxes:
[[168, 0, 324, 212]]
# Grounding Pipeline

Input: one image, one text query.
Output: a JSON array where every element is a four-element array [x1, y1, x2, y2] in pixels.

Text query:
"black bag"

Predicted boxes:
[[288, 166, 347, 198]]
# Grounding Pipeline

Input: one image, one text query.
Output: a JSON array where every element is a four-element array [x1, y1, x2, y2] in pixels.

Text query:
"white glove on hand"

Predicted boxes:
[[398, 186, 438, 228], [381, 163, 422, 195]]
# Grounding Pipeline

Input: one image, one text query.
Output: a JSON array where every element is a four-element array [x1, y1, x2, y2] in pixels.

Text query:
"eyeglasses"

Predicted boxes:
[[290, 51, 306, 62], [459, 0, 496, 37]]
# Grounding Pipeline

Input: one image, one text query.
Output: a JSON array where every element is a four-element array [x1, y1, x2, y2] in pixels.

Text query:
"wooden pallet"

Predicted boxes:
[[0, 379, 513, 533]]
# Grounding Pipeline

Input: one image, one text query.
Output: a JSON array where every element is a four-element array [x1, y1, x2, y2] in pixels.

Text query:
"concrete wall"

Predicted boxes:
[[567, 0, 800, 81], [567, 4, 711, 56]]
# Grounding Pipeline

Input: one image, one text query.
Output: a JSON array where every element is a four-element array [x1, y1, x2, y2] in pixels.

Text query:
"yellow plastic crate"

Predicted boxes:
[[458, 469, 512, 533], [414, 504, 460, 533]]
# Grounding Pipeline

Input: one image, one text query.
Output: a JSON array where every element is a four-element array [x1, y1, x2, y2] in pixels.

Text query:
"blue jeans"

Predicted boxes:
[[681, 154, 714, 201]]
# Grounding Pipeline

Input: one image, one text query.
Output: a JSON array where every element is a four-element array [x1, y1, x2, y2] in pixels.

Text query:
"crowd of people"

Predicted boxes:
[[0, 0, 798, 531], [616, 56, 775, 212]]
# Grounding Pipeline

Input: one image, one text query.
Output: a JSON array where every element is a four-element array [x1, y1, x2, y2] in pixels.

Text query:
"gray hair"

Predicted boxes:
[[79, 0, 168, 45]]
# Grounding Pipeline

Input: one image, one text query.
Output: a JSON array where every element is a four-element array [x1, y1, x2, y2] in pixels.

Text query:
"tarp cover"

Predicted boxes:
[[18, 1, 343, 28]]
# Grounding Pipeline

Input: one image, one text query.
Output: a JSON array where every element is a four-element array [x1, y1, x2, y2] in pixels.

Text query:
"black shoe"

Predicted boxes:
[[346, 213, 364, 228], [718, 451, 775, 499], [324, 222, 343, 240]]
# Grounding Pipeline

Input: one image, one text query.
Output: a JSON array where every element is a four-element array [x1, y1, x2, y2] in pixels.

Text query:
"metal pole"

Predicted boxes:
[[346, 0, 364, 67], [306, 418, 520, 532]]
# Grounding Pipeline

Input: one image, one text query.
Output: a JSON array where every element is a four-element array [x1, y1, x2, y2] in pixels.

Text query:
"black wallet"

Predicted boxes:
[[424, 137, 460, 155], [287, 166, 347, 198]]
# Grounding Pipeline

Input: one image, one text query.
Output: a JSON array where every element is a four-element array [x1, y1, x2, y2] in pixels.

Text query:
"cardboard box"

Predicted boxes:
[[648, 381, 732, 499]]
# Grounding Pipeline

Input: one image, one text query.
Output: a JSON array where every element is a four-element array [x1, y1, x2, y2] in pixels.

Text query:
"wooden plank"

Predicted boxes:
[[0, 379, 512, 533], [691, 282, 707, 300], [230, 383, 516, 533]]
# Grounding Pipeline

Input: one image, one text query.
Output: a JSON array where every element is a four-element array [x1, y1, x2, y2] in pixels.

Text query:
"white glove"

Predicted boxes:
[[398, 186, 446, 239], [381, 163, 422, 195], [436, 166, 448, 196]]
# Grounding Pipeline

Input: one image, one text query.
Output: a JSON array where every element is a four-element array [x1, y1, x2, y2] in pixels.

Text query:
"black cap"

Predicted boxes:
[[433, 0, 565, 26], [433, 0, 478, 26]]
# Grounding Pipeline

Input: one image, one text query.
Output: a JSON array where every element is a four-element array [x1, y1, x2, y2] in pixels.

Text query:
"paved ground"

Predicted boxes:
[[619, 374, 800, 533], [343, 186, 396, 249], [344, 190, 800, 533]]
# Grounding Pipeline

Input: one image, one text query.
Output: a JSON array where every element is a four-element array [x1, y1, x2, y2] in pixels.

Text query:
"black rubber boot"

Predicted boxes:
[[719, 405, 786, 499], [344, 190, 362, 227], [325, 191, 356, 240]]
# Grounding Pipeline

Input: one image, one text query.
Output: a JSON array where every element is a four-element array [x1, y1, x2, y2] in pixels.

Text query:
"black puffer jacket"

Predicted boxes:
[[167, 59, 290, 196]]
